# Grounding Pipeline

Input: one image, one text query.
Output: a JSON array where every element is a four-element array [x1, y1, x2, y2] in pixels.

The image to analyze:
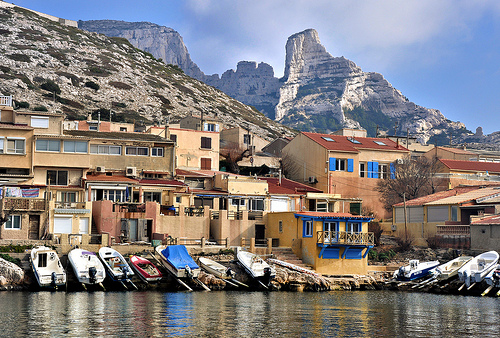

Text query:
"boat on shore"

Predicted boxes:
[[458, 251, 499, 289], [198, 257, 234, 280], [433, 256, 473, 281], [237, 250, 275, 289], [129, 255, 162, 283], [393, 260, 440, 281], [98, 247, 137, 289], [30, 246, 66, 289], [68, 248, 105, 289]]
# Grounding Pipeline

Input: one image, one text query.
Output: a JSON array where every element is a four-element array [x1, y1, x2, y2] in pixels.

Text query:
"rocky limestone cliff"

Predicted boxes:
[[276, 29, 467, 143], [0, 7, 292, 140]]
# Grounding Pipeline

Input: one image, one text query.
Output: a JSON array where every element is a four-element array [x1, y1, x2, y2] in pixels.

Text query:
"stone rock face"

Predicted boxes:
[[0, 258, 24, 284]]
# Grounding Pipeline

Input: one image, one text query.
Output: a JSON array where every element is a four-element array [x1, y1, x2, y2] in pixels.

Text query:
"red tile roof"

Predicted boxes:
[[435, 146, 476, 155], [302, 132, 409, 153], [393, 186, 484, 207], [259, 177, 322, 195], [471, 214, 500, 225], [439, 159, 500, 173]]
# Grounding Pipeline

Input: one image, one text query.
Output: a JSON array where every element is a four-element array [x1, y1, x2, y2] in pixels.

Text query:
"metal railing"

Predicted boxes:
[[55, 202, 87, 209], [0, 95, 12, 107], [173, 237, 226, 246], [436, 225, 470, 236], [228, 211, 243, 220], [317, 231, 375, 246], [248, 211, 263, 220]]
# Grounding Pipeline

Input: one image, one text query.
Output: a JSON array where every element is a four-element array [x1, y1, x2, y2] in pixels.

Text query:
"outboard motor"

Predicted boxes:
[[89, 267, 97, 284], [263, 267, 272, 286], [226, 267, 233, 278], [122, 266, 129, 280], [51, 271, 57, 287], [185, 265, 193, 279]]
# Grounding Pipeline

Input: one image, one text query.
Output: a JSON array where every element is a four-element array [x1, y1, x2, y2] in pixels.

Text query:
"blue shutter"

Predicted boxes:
[[347, 159, 354, 172], [367, 162, 373, 178], [372, 162, 379, 178], [329, 157, 336, 171], [390, 163, 395, 179]]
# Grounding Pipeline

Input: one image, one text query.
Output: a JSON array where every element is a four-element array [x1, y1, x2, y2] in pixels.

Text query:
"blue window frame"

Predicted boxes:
[[329, 157, 336, 171], [303, 220, 313, 238]]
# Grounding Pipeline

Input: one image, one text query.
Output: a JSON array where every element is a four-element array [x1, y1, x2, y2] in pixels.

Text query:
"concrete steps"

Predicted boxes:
[[272, 247, 315, 270]]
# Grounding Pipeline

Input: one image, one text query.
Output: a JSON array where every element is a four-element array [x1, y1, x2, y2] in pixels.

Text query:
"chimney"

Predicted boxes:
[[278, 169, 282, 186], [87, 112, 92, 121]]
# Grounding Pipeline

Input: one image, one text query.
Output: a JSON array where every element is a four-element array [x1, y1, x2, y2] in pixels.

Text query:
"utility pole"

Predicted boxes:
[[403, 192, 408, 243], [394, 121, 399, 136]]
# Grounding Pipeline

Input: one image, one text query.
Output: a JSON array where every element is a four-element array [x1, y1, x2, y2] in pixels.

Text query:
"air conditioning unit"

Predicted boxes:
[[391, 225, 397, 231], [396, 158, 404, 164], [96, 166, 105, 173], [126, 166, 137, 177], [308, 176, 317, 183]]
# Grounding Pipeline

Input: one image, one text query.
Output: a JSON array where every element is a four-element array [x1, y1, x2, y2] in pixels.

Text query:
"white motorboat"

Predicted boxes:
[[432, 256, 473, 281], [237, 250, 276, 288], [98, 247, 136, 289], [30, 246, 66, 289], [458, 251, 499, 288], [198, 256, 235, 280], [68, 248, 105, 287], [155, 245, 201, 279], [393, 260, 440, 281]]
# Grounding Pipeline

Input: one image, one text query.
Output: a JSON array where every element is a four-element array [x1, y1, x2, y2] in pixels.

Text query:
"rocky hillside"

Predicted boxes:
[[0, 6, 292, 140]]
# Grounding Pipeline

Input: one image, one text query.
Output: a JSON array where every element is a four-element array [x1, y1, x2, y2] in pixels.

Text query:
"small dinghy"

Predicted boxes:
[[30, 246, 66, 289], [237, 250, 276, 289], [68, 248, 105, 289], [198, 256, 247, 288], [458, 251, 499, 290], [129, 255, 162, 283], [413, 256, 473, 289], [156, 245, 209, 291], [98, 247, 137, 290], [393, 259, 440, 281]]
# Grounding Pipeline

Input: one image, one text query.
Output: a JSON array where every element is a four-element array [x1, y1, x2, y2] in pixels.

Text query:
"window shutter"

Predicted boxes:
[[215, 124, 219, 132], [367, 162, 373, 178], [329, 157, 336, 171], [203, 123, 208, 131], [390, 163, 395, 179], [347, 159, 354, 172], [372, 162, 379, 178]]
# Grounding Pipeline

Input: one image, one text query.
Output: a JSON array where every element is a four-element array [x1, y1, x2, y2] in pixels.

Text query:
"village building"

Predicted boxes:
[[282, 129, 409, 219]]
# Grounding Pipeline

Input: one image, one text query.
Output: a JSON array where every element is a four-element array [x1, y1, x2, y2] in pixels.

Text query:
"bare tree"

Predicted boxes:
[[377, 156, 443, 211], [219, 142, 249, 174]]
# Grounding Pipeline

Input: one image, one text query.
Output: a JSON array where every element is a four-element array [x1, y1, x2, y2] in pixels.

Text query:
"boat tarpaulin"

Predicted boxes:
[[162, 245, 199, 270]]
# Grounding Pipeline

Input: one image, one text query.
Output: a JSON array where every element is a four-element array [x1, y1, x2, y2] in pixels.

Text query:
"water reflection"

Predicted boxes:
[[1, 291, 500, 337]]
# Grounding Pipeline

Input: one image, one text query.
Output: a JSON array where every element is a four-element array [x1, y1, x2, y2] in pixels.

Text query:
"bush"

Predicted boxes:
[[395, 235, 414, 252], [85, 81, 99, 91], [14, 101, 29, 109], [33, 106, 48, 112], [41, 80, 61, 95], [0, 253, 21, 267], [368, 222, 383, 246]]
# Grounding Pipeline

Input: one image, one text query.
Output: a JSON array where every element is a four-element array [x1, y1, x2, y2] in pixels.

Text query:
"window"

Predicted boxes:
[[250, 199, 264, 211], [31, 116, 49, 128], [201, 137, 212, 149], [279, 220, 283, 233], [201, 158, 212, 170], [36, 139, 60, 152], [5, 215, 21, 229], [92, 189, 127, 202], [151, 147, 164, 157], [59, 191, 77, 203], [231, 199, 245, 206], [175, 196, 181, 203], [90, 144, 121, 155], [373, 141, 387, 146], [451, 206, 458, 222], [347, 222, 361, 233], [243, 134, 251, 144], [63, 140, 88, 153], [0, 138, 3, 154], [204, 123, 218, 132], [359, 162, 366, 177], [316, 201, 328, 212], [144, 192, 161, 203], [378, 164, 389, 179], [120, 127, 127, 132], [126, 146, 148, 156], [336, 159, 346, 171], [303, 220, 313, 237], [47, 170, 68, 186], [89, 125, 98, 131], [6, 138, 25, 154], [322, 137, 335, 142], [347, 137, 361, 144], [170, 134, 177, 143]]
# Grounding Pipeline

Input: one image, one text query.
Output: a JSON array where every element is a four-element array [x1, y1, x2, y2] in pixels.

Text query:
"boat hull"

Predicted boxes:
[[434, 256, 473, 281], [98, 247, 135, 282], [198, 257, 234, 280], [237, 250, 275, 285], [458, 251, 499, 287], [155, 245, 200, 278], [68, 249, 105, 285], [30, 246, 66, 289], [394, 260, 440, 281], [129, 255, 162, 283]]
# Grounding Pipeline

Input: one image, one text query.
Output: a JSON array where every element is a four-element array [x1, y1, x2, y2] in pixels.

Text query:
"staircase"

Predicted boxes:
[[272, 247, 314, 270]]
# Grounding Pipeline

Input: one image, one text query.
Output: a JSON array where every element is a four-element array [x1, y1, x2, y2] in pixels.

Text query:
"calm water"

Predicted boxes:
[[1, 290, 499, 337]]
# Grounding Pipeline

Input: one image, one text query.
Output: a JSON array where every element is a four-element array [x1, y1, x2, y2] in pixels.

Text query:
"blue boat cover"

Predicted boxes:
[[162, 245, 199, 270]]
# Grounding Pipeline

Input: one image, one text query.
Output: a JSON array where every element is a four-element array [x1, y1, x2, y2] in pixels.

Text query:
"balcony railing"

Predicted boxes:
[[0, 95, 12, 107], [317, 231, 375, 246], [2, 198, 46, 211], [436, 225, 470, 236], [248, 211, 263, 220]]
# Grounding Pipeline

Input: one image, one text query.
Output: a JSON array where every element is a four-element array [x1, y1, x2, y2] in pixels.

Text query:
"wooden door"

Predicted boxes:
[[28, 215, 39, 240]]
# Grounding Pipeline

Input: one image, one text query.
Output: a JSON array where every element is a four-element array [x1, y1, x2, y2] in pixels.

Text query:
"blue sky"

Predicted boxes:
[[11, 0, 500, 135]]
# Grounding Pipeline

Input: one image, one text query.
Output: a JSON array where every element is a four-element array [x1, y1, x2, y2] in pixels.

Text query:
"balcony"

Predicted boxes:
[[317, 231, 375, 246], [2, 197, 46, 211], [0, 95, 12, 107], [436, 225, 470, 236]]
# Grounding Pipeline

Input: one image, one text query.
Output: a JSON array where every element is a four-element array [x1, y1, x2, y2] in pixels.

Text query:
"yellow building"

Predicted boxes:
[[282, 130, 409, 219], [267, 211, 374, 275]]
